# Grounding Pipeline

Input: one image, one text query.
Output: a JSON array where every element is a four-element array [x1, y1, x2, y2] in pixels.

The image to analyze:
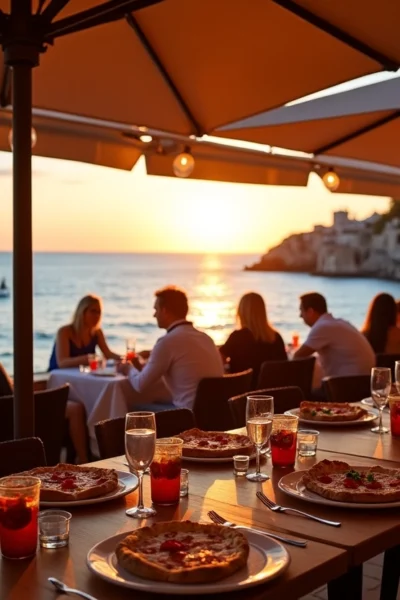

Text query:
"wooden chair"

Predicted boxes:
[[0, 437, 47, 477], [228, 386, 304, 428], [322, 375, 371, 404], [95, 408, 196, 459], [257, 357, 315, 399], [192, 369, 253, 431], [376, 353, 400, 379], [0, 385, 69, 465]]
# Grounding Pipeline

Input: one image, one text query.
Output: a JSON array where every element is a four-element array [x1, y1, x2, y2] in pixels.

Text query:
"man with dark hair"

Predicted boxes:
[[122, 286, 223, 410], [294, 291, 375, 380]]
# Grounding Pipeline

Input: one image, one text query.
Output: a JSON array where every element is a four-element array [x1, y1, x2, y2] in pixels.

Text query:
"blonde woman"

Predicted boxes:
[[220, 292, 287, 382], [48, 294, 119, 370]]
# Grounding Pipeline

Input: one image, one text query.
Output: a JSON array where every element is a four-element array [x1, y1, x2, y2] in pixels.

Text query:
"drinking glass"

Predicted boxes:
[[371, 367, 391, 434], [270, 414, 298, 468], [150, 438, 183, 505], [126, 338, 136, 362], [388, 394, 400, 437], [246, 395, 274, 482], [395, 361, 400, 393], [125, 411, 156, 518], [88, 353, 98, 371]]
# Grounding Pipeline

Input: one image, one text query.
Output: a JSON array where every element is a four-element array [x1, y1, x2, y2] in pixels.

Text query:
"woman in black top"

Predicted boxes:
[[220, 292, 287, 385]]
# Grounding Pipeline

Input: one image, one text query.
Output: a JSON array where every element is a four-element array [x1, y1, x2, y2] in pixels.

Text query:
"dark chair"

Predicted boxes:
[[376, 353, 400, 379], [228, 386, 304, 428], [0, 437, 47, 477], [0, 385, 69, 465], [322, 375, 371, 404], [257, 357, 315, 399], [95, 408, 196, 459], [192, 369, 253, 431]]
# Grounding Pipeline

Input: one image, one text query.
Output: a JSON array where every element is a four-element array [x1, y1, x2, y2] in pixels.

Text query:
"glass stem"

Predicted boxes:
[[379, 409, 383, 432], [137, 472, 144, 509], [255, 446, 261, 476]]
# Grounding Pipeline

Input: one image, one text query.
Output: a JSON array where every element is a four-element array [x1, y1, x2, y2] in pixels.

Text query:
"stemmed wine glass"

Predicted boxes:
[[371, 368, 391, 434], [125, 411, 156, 518], [246, 395, 274, 482]]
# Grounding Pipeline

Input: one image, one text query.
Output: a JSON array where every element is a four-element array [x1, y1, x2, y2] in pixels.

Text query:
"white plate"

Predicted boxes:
[[279, 470, 400, 510], [87, 527, 290, 595], [183, 454, 256, 464], [284, 407, 378, 426], [91, 367, 117, 377], [41, 471, 138, 507]]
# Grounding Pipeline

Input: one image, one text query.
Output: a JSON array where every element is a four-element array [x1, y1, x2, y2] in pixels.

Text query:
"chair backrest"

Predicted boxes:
[[228, 386, 304, 428], [94, 409, 197, 459], [0, 437, 47, 477], [322, 375, 371, 404], [257, 357, 315, 398], [376, 353, 400, 379], [192, 369, 253, 431], [0, 385, 69, 466], [0, 363, 13, 397]]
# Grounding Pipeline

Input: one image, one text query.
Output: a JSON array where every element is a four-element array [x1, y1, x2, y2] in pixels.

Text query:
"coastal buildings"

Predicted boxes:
[[246, 211, 400, 280]]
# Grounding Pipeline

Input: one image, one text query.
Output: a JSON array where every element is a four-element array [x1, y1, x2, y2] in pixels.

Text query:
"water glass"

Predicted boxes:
[[246, 395, 274, 482], [0, 476, 41, 559], [180, 469, 189, 497], [150, 438, 183, 505], [270, 415, 299, 468], [38, 510, 71, 548], [371, 367, 391, 434], [388, 394, 400, 437], [297, 429, 319, 457], [125, 411, 156, 518], [233, 455, 250, 476]]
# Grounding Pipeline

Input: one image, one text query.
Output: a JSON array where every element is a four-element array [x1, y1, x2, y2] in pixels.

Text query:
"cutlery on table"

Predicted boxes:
[[207, 510, 307, 547], [48, 577, 98, 600], [256, 491, 341, 527]]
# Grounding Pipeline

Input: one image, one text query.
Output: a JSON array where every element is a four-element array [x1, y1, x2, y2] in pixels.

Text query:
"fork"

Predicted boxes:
[[256, 492, 341, 527], [207, 510, 307, 547]]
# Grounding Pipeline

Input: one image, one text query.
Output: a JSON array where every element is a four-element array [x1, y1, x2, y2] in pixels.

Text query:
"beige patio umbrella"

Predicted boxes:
[[2, 0, 400, 436]]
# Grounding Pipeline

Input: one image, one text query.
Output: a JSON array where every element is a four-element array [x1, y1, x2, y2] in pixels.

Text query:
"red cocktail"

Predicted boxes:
[[150, 438, 183, 505], [270, 415, 299, 468], [126, 350, 136, 361], [0, 476, 40, 559], [389, 397, 400, 437]]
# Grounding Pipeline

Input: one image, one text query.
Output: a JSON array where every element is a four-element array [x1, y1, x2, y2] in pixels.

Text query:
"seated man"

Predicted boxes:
[[294, 292, 375, 382], [122, 286, 224, 410]]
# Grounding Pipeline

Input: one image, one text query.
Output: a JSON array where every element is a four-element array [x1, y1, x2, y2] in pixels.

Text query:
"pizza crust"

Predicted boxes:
[[299, 402, 368, 422], [178, 428, 254, 458], [302, 459, 400, 503], [116, 521, 249, 583]]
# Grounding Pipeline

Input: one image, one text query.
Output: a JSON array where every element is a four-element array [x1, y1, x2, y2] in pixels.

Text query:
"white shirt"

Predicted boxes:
[[304, 313, 376, 379], [128, 321, 224, 409]]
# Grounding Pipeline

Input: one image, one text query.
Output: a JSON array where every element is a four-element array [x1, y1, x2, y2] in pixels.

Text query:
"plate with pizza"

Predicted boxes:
[[18, 463, 138, 507], [279, 459, 400, 509], [177, 429, 255, 463], [285, 401, 378, 426], [87, 520, 289, 594]]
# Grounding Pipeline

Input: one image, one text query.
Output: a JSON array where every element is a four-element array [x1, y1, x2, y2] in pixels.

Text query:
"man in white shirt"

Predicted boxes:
[[121, 286, 224, 410], [294, 292, 375, 382]]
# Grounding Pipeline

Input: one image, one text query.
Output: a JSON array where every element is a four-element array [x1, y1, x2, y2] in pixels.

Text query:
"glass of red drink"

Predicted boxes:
[[0, 476, 41, 559], [389, 395, 400, 437], [126, 338, 136, 362], [150, 438, 183, 505], [88, 353, 98, 371], [270, 415, 299, 468]]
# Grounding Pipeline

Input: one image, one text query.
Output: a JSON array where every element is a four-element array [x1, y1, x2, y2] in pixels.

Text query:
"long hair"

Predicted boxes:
[[362, 293, 397, 353], [237, 292, 276, 343], [71, 295, 102, 334]]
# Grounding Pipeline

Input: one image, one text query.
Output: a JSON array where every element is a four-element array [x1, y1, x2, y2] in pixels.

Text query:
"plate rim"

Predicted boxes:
[[182, 453, 256, 464], [86, 528, 290, 595], [40, 470, 138, 507], [278, 470, 400, 509], [284, 407, 378, 426]]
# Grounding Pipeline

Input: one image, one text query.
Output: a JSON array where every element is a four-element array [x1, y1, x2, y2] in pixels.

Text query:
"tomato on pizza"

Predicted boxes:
[[299, 401, 368, 422], [177, 428, 254, 458]]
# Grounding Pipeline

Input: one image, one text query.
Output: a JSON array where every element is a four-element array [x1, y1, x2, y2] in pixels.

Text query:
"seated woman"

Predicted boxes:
[[362, 293, 400, 354], [220, 292, 287, 385], [48, 294, 120, 370]]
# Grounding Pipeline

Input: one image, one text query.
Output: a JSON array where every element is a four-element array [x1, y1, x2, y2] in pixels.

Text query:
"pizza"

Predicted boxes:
[[177, 428, 254, 458], [116, 521, 249, 583], [302, 459, 400, 503], [18, 463, 119, 502], [299, 401, 368, 422]]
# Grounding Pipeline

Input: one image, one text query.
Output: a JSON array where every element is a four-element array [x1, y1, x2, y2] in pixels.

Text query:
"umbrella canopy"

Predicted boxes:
[[218, 76, 400, 170]]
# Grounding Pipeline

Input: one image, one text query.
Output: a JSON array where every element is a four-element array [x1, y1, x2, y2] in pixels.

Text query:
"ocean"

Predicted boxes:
[[1, 252, 400, 375]]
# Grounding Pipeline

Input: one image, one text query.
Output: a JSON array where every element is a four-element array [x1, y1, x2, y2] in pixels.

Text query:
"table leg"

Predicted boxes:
[[327, 564, 363, 600], [380, 546, 400, 600]]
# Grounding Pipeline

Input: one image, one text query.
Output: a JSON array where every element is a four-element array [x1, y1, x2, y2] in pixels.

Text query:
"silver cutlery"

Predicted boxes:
[[207, 510, 307, 547], [256, 491, 341, 527], [48, 577, 98, 600]]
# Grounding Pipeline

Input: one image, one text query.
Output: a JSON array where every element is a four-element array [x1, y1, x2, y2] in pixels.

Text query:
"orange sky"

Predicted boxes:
[[0, 151, 391, 254]]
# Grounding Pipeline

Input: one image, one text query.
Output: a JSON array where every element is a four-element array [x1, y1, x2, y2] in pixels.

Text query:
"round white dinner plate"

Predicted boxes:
[[182, 454, 256, 464], [279, 470, 400, 510], [87, 527, 290, 595], [41, 471, 138, 507], [284, 407, 378, 427]]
